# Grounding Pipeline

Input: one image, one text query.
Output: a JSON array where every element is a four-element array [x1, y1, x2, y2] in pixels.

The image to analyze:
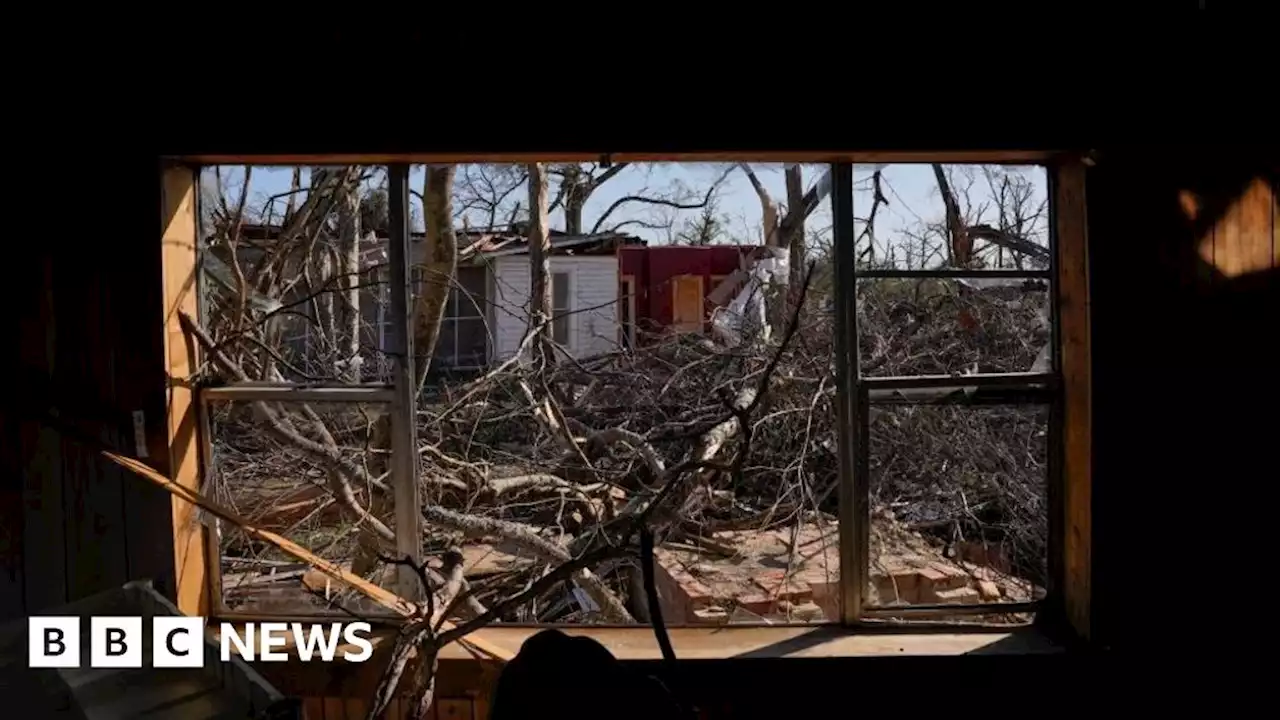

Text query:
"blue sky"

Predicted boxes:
[[207, 162, 1047, 255]]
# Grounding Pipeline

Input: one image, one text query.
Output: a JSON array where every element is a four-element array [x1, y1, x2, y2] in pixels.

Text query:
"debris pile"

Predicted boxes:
[[210, 275, 1051, 623]]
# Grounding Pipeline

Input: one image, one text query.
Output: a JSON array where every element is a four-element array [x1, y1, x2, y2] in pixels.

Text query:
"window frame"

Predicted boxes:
[[550, 269, 573, 349], [179, 155, 1089, 644], [619, 274, 637, 349], [437, 264, 490, 370]]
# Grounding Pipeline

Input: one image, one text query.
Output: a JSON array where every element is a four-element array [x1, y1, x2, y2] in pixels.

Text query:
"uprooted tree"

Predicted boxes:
[[196, 162, 1052, 717]]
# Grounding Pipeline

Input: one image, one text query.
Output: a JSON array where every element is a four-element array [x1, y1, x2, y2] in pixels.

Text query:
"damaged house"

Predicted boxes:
[[214, 223, 645, 377]]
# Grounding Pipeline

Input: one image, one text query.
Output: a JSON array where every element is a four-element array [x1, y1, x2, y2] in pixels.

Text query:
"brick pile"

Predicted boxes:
[[651, 521, 1036, 624]]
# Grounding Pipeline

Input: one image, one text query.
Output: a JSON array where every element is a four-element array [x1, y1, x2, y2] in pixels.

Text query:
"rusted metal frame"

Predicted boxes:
[[387, 163, 423, 600], [1042, 161, 1068, 633], [863, 372, 1057, 391], [196, 395, 226, 616], [200, 384, 396, 403], [856, 268, 1050, 280], [867, 386, 1055, 405], [862, 601, 1041, 619], [191, 196, 225, 618], [830, 162, 867, 625]]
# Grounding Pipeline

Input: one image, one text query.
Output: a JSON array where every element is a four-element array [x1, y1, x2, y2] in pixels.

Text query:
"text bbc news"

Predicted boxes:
[[28, 617, 374, 668]]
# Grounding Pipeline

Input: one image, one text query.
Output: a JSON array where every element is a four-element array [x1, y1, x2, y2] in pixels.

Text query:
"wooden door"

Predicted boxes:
[[670, 275, 704, 333]]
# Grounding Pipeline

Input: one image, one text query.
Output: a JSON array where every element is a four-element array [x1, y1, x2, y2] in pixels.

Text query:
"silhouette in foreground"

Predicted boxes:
[[489, 629, 690, 719]]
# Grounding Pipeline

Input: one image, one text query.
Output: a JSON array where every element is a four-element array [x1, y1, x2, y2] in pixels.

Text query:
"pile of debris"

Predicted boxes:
[[647, 511, 1036, 626], [210, 275, 1051, 623]]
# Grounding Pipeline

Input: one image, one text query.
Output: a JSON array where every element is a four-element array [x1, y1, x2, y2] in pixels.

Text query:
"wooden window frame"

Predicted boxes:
[[619, 274, 637, 348], [161, 150, 1091, 661]]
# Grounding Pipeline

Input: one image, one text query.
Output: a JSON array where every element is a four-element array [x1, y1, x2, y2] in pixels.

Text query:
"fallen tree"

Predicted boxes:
[[207, 272, 1051, 622]]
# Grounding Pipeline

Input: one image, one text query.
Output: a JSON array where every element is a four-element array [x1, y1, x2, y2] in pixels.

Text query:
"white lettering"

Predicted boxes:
[[217, 621, 375, 664], [220, 623, 254, 662], [291, 623, 343, 662], [258, 622, 289, 661], [341, 622, 373, 662]]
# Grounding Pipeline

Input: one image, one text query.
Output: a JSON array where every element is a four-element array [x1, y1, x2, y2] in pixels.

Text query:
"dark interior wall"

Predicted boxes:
[[4, 192, 178, 620], [1085, 148, 1276, 651]]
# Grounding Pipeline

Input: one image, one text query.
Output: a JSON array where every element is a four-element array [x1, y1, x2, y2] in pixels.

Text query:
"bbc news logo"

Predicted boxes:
[[29, 617, 374, 668]]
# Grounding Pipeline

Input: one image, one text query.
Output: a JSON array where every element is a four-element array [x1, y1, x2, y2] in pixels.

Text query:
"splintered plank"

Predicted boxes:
[[101, 450, 512, 662]]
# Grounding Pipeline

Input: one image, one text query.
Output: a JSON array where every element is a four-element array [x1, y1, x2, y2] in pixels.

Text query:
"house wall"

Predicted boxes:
[[619, 246, 762, 335], [491, 255, 621, 361]]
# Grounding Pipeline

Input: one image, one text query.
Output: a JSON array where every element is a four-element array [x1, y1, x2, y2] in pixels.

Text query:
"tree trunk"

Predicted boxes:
[[310, 168, 339, 365], [414, 165, 459, 392], [931, 163, 972, 267], [739, 164, 780, 247], [784, 164, 806, 305], [561, 165, 586, 235], [336, 169, 363, 382], [527, 163, 553, 364]]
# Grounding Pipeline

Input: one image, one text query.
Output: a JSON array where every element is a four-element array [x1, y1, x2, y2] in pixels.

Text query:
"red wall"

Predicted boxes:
[[619, 245, 766, 334]]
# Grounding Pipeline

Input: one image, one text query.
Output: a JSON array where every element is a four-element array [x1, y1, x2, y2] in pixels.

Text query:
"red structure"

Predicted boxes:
[[618, 245, 769, 344]]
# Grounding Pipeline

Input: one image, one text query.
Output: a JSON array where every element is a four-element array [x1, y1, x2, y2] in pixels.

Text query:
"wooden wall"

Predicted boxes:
[[2, 171, 178, 620], [1085, 149, 1276, 652]]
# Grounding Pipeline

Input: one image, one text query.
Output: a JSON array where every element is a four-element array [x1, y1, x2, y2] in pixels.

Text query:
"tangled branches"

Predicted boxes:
[[210, 274, 1051, 624]]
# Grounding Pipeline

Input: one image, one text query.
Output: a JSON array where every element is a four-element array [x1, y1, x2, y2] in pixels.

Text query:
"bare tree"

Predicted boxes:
[[896, 165, 1050, 270], [526, 163, 553, 364], [675, 198, 729, 246], [548, 163, 630, 234], [453, 164, 529, 229], [784, 164, 807, 296]]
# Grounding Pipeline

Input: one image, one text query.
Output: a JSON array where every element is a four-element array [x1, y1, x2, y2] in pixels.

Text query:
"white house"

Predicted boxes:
[[373, 227, 646, 372], [222, 223, 644, 377]]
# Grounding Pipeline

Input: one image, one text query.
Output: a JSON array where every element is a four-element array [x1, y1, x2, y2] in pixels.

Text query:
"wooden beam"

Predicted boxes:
[[160, 164, 208, 617], [1053, 160, 1092, 642], [168, 150, 1057, 167], [100, 450, 513, 662]]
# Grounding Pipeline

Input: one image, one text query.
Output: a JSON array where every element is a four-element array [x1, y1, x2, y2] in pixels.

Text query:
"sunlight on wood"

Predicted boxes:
[[1194, 177, 1277, 278], [1178, 189, 1202, 221]]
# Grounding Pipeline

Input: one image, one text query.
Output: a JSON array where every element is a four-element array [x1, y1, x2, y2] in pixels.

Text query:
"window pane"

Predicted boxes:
[[435, 318, 458, 365], [456, 266, 487, 319], [856, 278, 1050, 378], [866, 404, 1048, 623], [552, 272, 571, 345], [552, 272, 571, 311], [200, 166, 390, 386], [454, 318, 488, 366], [552, 315, 570, 345], [208, 399, 399, 618]]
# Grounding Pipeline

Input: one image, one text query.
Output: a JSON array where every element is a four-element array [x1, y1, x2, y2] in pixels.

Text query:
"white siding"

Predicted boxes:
[[491, 255, 620, 362]]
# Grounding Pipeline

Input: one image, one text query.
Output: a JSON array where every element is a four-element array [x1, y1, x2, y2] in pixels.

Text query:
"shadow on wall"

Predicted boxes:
[[1086, 150, 1276, 654]]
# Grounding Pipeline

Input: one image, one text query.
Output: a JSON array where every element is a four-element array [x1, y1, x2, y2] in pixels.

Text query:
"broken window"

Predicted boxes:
[[189, 159, 1067, 633]]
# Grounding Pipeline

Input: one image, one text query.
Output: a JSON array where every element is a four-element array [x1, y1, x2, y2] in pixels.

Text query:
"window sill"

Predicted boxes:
[[212, 623, 1063, 663]]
